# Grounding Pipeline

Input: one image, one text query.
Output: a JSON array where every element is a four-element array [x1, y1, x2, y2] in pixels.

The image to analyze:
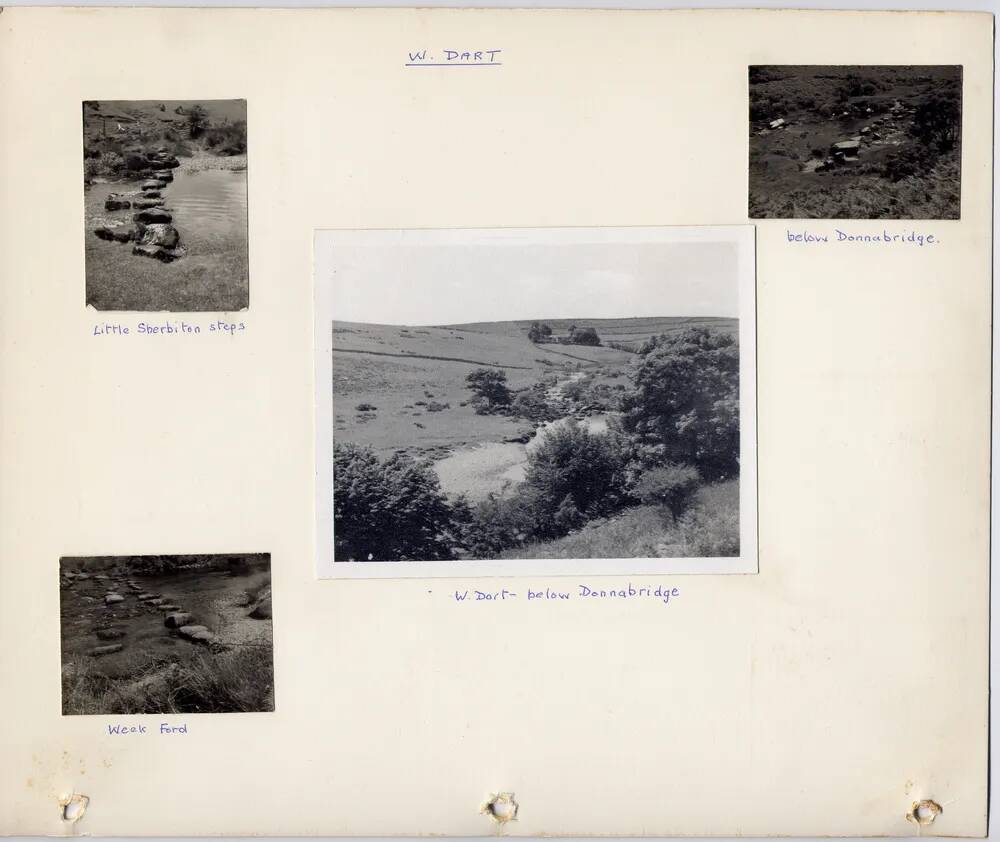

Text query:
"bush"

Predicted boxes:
[[426, 401, 449, 412], [466, 368, 510, 406], [524, 421, 630, 533], [633, 464, 701, 520], [333, 443, 457, 561], [355, 402, 377, 412], [912, 93, 960, 152]]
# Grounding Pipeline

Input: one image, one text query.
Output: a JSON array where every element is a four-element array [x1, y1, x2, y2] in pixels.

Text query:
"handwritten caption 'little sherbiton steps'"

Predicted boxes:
[[93, 320, 246, 336], [453, 583, 681, 605]]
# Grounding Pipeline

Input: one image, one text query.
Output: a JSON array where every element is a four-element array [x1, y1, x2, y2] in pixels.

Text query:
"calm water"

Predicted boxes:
[[86, 167, 247, 245], [167, 169, 247, 241]]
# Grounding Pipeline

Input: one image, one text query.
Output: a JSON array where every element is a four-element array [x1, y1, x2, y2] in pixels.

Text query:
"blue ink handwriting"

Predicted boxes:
[[453, 583, 680, 606], [406, 49, 502, 67], [786, 229, 937, 246], [93, 320, 246, 337]]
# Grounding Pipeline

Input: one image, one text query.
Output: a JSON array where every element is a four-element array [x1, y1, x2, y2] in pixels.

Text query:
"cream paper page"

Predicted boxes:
[[0, 7, 991, 837]]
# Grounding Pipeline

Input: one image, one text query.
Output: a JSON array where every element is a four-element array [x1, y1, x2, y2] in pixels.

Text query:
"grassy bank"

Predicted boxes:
[[497, 481, 739, 560], [62, 645, 273, 715]]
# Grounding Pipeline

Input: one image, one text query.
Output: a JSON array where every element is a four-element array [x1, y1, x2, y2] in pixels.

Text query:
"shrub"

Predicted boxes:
[[426, 401, 449, 412], [466, 368, 510, 406], [633, 464, 701, 521], [333, 443, 457, 561], [355, 402, 377, 412], [524, 421, 630, 532], [912, 93, 960, 152]]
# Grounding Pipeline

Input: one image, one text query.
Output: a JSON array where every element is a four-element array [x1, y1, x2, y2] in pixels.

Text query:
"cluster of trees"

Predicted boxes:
[[527, 322, 602, 347], [333, 327, 740, 561]]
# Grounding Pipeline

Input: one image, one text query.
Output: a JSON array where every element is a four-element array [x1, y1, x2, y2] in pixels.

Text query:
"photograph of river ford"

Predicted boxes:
[[83, 99, 248, 311], [59, 554, 273, 715], [749, 66, 961, 219], [325, 228, 754, 566]]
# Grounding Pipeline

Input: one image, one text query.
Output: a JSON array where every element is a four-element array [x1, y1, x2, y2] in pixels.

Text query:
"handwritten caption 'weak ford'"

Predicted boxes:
[[786, 228, 938, 246], [454, 583, 681, 606]]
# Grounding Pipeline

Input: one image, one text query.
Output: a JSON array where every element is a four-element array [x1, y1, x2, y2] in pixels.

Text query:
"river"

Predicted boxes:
[[433, 414, 611, 501]]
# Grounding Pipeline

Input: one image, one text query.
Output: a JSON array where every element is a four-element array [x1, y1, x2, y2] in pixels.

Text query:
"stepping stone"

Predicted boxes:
[[104, 593, 124, 604], [90, 644, 123, 657], [132, 198, 165, 210], [104, 197, 131, 211], [159, 604, 181, 611], [142, 190, 162, 199], [96, 628, 125, 641], [137, 223, 179, 249], [165, 612, 193, 628], [177, 624, 208, 639], [153, 170, 173, 182], [133, 208, 172, 224], [76, 573, 89, 580], [94, 227, 134, 243], [190, 630, 216, 644], [147, 598, 166, 607], [137, 593, 157, 601], [141, 180, 168, 190]]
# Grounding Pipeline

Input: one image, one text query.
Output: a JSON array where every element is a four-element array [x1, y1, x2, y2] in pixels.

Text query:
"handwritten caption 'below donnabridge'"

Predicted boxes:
[[786, 228, 938, 246], [453, 583, 681, 605]]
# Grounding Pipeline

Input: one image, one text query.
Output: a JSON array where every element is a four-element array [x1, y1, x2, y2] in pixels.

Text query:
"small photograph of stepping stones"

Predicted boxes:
[[748, 66, 962, 219], [59, 552, 273, 715], [83, 99, 249, 311]]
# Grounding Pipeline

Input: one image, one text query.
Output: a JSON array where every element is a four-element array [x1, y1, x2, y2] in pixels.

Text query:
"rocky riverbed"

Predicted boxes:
[[60, 559, 272, 714]]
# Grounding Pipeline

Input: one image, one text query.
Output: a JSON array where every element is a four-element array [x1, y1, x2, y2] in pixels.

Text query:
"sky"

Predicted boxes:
[[322, 231, 741, 325]]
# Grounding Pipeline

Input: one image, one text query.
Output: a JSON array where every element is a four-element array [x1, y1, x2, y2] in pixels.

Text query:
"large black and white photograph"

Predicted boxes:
[[83, 99, 249, 311], [60, 553, 273, 715], [749, 65, 962, 219], [315, 227, 757, 578]]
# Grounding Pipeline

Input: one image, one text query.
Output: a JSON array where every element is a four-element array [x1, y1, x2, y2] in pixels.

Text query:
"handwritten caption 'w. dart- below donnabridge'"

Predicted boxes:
[[453, 583, 681, 605], [786, 229, 938, 246], [406, 49, 502, 67]]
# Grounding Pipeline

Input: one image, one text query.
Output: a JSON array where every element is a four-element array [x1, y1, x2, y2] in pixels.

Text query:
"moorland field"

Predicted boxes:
[[749, 66, 961, 219], [333, 316, 742, 561]]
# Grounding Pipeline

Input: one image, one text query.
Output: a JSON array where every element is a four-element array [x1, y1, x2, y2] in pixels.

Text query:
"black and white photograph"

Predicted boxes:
[[83, 99, 249, 311], [59, 553, 273, 715], [315, 227, 757, 578], [749, 65, 962, 219]]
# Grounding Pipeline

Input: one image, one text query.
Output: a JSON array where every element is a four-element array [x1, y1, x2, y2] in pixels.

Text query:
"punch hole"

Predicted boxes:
[[482, 792, 518, 823], [907, 799, 942, 826], [59, 793, 89, 824]]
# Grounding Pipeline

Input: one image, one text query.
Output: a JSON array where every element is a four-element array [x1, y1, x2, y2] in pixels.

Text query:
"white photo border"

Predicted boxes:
[[314, 225, 757, 579]]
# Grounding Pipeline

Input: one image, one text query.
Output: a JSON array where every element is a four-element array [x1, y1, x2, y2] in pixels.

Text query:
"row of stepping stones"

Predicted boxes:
[[89, 577, 218, 656], [93, 146, 185, 263]]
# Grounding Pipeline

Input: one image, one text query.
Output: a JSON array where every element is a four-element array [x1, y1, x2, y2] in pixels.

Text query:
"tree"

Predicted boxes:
[[527, 322, 543, 343], [912, 92, 960, 152], [465, 368, 510, 406], [569, 326, 601, 346], [621, 328, 740, 481], [333, 443, 456, 561], [524, 421, 629, 533], [186, 105, 209, 139]]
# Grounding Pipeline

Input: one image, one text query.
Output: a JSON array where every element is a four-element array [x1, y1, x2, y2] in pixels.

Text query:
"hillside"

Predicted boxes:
[[332, 316, 736, 458]]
